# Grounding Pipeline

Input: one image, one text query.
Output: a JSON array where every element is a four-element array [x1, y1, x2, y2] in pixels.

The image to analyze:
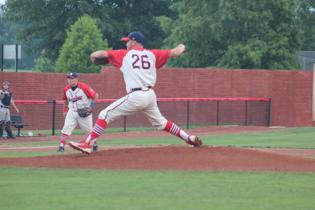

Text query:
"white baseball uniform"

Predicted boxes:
[[61, 82, 97, 135], [98, 46, 171, 130]]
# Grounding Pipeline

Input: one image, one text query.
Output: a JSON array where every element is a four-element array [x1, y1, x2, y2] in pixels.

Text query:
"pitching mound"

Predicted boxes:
[[1, 146, 315, 172]]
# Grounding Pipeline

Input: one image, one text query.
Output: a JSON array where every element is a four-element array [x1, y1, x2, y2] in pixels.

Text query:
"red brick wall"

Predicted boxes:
[[0, 68, 313, 129], [156, 68, 313, 127]]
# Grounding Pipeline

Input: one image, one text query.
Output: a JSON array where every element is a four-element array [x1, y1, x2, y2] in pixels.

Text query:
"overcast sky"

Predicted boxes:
[[0, 0, 5, 5]]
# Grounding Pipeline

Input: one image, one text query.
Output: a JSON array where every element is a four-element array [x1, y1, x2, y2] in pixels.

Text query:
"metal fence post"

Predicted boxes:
[[216, 101, 220, 126], [266, 98, 272, 127], [186, 101, 190, 129], [245, 100, 248, 126], [1, 44, 3, 72], [52, 100, 56, 136], [15, 44, 18, 72]]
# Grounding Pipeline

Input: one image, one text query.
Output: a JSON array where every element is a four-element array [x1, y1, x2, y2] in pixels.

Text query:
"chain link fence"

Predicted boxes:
[[298, 51, 315, 71]]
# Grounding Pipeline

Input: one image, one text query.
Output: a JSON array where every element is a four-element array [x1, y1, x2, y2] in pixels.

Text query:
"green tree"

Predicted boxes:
[[162, 0, 303, 69], [299, 1, 315, 50], [0, 5, 21, 55], [3, 0, 171, 62], [55, 15, 109, 73], [159, 0, 222, 67], [4, 0, 100, 61], [1, 7, 38, 70], [217, 0, 302, 69], [34, 51, 55, 72], [99, 0, 172, 49]]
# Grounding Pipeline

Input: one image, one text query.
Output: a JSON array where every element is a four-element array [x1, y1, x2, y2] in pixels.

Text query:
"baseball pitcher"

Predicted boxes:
[[69, 31, 202, 154]]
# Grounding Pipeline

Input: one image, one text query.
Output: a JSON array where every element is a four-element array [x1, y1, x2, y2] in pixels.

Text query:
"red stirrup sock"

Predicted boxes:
[[164, 120, 189, 142], [59, 133, 69, 147], [84, 119, 107, 144]]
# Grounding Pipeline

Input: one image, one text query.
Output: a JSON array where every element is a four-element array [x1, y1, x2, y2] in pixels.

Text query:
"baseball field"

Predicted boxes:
[[0, 126, 315, 210]]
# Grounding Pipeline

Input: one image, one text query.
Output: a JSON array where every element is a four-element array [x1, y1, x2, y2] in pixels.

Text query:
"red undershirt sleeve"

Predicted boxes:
[[107, 50, 128, 68], [78, 83, 97, 99], [151, 49, 171, 69]]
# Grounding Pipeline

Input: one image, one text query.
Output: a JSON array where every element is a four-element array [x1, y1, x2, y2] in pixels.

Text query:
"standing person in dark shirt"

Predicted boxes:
[[0, 81, 19, 139]]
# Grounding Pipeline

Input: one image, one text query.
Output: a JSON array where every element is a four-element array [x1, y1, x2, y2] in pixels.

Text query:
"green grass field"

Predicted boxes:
[[1, 127, 315, 210]]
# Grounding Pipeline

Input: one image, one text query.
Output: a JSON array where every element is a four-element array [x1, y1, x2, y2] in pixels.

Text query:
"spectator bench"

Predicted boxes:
[[11, 115, 29, 137]]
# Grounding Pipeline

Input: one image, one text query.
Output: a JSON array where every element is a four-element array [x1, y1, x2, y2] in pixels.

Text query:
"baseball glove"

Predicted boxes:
[[92, 57, 109, 65], [77, 108, 92, 118]]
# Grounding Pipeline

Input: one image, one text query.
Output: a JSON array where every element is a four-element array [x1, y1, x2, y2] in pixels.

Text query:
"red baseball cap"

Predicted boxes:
[[121, 32, 144, 44]]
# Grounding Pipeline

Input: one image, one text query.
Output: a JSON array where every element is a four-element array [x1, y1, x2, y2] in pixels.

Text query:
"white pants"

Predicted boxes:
[[61, 109, 93, 135], [99, 89, 167, 130]]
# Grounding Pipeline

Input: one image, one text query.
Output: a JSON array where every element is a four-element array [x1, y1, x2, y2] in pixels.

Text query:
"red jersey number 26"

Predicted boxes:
[[132, 54, 151, 70]]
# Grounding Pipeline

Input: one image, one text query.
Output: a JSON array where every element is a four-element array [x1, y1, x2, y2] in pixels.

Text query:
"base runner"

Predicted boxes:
[[69, 31, 202, 154]]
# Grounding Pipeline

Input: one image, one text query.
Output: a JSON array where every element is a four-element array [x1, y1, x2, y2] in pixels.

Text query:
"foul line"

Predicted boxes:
[[0, 144, 169, 151], [0, 146, 56, 150]]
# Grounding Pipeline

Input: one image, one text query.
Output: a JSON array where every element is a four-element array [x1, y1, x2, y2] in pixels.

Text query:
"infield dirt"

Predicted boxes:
[[1, 126, 315, 172]]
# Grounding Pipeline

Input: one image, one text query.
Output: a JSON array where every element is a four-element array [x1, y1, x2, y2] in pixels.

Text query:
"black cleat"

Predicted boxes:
[[93, 144, 98, 152], [57, 146, 65, 152]]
